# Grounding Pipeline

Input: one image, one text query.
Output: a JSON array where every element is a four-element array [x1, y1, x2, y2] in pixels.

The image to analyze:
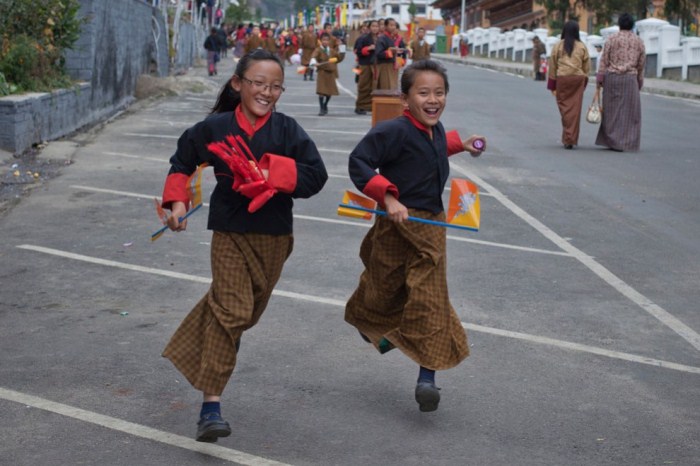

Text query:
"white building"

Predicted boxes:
[[371, 0, 441, 27]]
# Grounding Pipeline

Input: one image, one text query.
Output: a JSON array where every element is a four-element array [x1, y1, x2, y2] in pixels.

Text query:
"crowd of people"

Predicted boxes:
[[205, 18, 434, 116]]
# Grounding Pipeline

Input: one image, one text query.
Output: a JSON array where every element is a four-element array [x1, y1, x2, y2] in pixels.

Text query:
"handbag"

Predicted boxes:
[[586, 87, 602, 124]]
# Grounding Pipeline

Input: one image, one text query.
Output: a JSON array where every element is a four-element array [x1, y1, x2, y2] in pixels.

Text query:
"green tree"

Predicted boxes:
[[664, 0, 700, 33], [225, 0, 253, 23], [584, 0, 648, 26], [408, 0, 418, 21], [0, 0, 84, 93]]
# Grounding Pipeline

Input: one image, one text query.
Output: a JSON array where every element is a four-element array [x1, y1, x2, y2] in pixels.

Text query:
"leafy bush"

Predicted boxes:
[[0, 0, 84, 94]]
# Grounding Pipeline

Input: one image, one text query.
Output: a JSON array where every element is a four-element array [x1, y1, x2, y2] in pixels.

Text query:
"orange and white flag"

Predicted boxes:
[[446, 178, 480, 230]]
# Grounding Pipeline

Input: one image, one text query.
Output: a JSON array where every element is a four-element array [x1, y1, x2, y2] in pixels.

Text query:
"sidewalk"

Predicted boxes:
[[433, 53, 700, 100]]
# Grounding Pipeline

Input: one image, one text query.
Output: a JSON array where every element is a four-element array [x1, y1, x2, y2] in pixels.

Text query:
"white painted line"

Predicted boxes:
[[295, 214, 371, 228], [0, 387, 291, 466], [305, 128, 366, 136], [69, 185, 211, 206], [277, 103, 357, 109], [336, 79, 357, 99], [463, 323, 700, 375], [139, 118, 195, 127], [15, 245, 700, 375], [317, 147, 351, 154], [124, 132, 178, 139], [102, 151, 168, 163], [285, 114, 371, 123], [450, 162, 700, 352], [69, 185, 565, 256]]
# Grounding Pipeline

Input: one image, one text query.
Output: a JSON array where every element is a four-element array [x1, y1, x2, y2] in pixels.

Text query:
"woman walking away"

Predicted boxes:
[[159, 49, 327, 443], [595, 13, 645, 152], [547, 21, 590, 150]]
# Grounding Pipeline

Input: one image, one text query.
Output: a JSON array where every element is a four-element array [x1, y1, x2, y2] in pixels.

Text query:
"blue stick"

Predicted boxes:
[[338, 203, 478, 232], [150, 203, 203, 241]]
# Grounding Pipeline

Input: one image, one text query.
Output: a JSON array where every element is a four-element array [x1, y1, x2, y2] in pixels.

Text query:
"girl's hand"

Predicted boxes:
[[167, 201, 188, 232], [384, 194, 408, 223], [551, 90, 557, 96], [463, 135, 486, 157]]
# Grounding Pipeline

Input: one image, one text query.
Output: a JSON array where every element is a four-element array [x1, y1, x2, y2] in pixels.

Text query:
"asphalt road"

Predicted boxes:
[[1, 55, 699, 466]]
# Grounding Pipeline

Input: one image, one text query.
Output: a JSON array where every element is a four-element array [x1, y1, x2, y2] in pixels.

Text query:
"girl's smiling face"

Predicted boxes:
[[401, 71, 447, 127], [231, 60, 285, 122]]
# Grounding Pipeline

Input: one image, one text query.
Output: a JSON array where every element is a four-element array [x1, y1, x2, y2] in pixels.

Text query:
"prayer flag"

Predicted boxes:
[[446, 178, 479, 230], [337, 190, 376, 220]]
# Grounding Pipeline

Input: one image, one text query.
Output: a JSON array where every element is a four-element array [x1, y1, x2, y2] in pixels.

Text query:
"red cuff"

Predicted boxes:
[[446, 130, 464, 156], [547, 78, 556, 91], [385, 50, 394, 59], [361, 46, 371, 56], [362, 174, 399, 207], [259, 153, 297, 193], [162, 173, 190, 209]]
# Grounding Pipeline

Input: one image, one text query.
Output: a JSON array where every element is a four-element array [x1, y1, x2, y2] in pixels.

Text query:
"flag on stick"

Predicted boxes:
[[337, 190, 376, 219], [337, 187, 479, 232], [446, 178, 480, 230], [151, 164, 207, 242]]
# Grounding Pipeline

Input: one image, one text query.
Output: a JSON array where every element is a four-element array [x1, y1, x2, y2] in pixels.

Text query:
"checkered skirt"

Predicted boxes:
[[345, 211, 470, 370], [162, 231, 293, 395]]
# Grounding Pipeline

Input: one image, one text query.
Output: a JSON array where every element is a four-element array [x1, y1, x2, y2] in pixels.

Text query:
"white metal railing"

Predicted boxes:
[[452, 20, 699, 81]]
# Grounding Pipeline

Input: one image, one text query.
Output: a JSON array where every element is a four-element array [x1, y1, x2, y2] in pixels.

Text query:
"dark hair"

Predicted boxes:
[[618, 13, 635, 30], [384, 18, 396, 27], [210, 49, 284, 114], [320, 32, 330, 40], [324, 22, 332, 29], [400, 59, 449, 95], [560, 21, 581, 57]]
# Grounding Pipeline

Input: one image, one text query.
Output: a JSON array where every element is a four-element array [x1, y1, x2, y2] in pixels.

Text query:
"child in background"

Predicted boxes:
[[159, 49, 327, 442], [311, 32, 340, 116], [346, 59, 485, 412]]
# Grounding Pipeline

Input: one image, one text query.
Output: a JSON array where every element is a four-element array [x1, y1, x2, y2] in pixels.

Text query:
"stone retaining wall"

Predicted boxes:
[[0, 0, 170, 154]]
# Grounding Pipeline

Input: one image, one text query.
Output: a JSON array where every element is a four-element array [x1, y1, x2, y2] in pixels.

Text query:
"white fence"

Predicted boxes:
[[453, 18, 700, 81]]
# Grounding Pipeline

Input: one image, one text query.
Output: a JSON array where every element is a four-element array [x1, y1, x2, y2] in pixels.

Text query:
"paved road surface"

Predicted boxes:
[[1, 55, 699, 465]]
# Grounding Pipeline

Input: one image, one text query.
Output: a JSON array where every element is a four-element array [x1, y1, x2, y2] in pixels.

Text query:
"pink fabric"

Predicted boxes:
[[599, 31, 645, 86]]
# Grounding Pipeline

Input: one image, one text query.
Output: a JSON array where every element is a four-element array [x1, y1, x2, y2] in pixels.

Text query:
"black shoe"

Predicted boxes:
[[354, 109, 367, 115], [196, 412, 231, 443], [415, 379, 441, 412], [564, 144, 573, 150]]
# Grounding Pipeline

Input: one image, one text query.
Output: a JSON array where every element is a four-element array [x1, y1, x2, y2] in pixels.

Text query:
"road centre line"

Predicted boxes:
[[15, 244, 700, 376], [69, 185, 564, 256], [304, 128, 367, 136], [449, 162, 700, 352], [102, 151, 169, 163], [277, 103, 357, 109], [96, 150, 497, 198], [0, 387, 289, 466]]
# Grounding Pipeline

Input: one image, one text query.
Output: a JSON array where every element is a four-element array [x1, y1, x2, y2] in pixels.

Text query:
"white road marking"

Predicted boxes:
[[336, 79, 357, 99], [124, 132, 178, 139], [102, 151, 169, 163], [68, 185, 565, 256], [305, 128, 367, 136], [0, 387, 291, 466], [450, 162, 700, 352], [16, 245, 700, 375]]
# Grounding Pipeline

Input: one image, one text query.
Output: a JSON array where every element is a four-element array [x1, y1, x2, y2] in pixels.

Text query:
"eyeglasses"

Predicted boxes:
[[240, 77, 285, 94]]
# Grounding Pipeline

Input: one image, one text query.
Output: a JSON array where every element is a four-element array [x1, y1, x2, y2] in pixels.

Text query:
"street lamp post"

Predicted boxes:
[[460, 0, 466, 32]]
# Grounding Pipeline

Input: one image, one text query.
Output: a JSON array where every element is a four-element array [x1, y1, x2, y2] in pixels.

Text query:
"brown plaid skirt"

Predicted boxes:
[[345, 211, 469, 370], [162, 231, 293, 395]]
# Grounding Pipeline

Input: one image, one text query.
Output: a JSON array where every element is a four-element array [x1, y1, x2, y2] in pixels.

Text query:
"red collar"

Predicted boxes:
[[402, 109, 432, 136], [235, 105, 272, 139]]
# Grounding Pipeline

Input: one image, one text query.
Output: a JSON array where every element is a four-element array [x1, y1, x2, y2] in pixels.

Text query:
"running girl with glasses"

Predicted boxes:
[[158, 49, 328, 442]]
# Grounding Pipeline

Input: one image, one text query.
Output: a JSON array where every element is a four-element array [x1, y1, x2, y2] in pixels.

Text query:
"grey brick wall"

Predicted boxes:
[[0, 0, 170, 154]]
